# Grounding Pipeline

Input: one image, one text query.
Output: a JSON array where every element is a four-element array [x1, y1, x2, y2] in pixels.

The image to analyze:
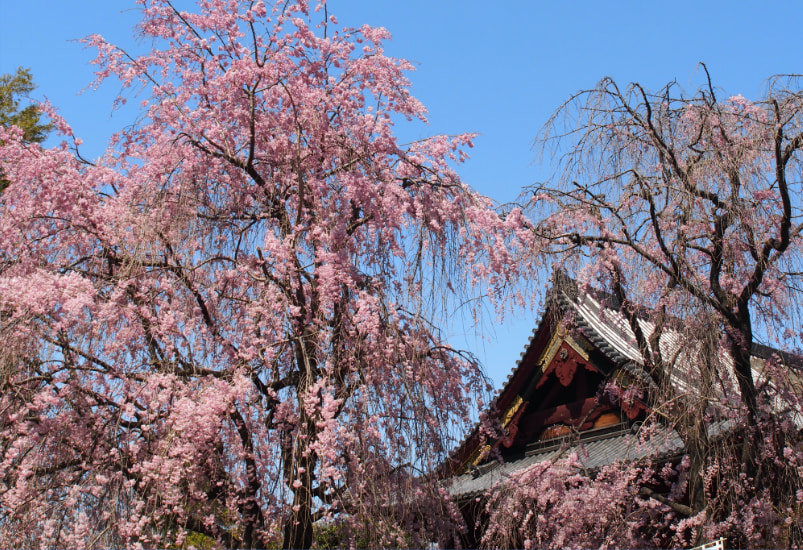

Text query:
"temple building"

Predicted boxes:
[[445, 273, 801, 547]]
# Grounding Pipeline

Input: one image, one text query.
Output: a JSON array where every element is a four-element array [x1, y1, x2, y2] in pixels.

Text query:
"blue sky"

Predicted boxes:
[[1, 0, 801, 387]]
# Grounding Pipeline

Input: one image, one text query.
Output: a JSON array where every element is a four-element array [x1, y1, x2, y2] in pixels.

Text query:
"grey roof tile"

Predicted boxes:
[[448, 420, 734, 499]]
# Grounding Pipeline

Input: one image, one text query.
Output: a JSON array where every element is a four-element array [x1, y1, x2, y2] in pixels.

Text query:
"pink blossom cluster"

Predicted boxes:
[[0, 0, 526, 547]]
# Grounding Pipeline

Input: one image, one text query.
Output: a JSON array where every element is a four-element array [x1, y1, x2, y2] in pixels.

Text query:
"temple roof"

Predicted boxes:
[[449, 419, 732, 499], [445, 273, 801, 499]]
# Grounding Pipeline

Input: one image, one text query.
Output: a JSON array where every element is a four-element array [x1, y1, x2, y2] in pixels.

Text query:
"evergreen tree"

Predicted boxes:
[[0, 67, 51, 193]]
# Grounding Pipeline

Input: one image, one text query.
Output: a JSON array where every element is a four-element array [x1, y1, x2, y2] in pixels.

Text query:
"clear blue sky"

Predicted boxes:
[[1, 0, 801, 388]]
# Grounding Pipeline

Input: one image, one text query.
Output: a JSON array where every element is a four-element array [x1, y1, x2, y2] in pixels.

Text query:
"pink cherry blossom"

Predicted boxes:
[[0, 1, 525, 547]]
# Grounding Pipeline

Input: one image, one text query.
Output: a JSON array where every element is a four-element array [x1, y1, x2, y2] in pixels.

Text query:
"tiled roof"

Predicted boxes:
[[449, 420, 731, 499], [446, 274, 802, 482], [486, 278, 663, 412]]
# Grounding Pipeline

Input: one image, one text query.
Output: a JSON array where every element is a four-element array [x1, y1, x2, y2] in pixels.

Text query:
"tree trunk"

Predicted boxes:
[[282, 377, 317, 550], [729, 325, 758, 469], [282, 449, 316, 549], [683, 411, 710, 514], [282, 498, 314, 550], [730, 329, 758, 422]]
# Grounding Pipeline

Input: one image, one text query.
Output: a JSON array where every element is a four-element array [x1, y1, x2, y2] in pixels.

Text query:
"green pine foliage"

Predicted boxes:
[[0, 67, 51, 193]]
